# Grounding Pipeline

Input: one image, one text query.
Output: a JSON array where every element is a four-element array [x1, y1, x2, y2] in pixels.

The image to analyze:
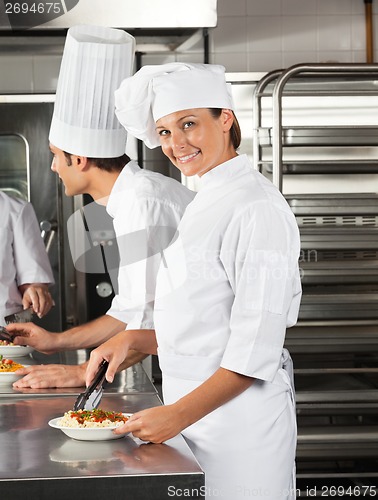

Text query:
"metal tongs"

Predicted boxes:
[[0, 326, 14, 343], [73, 360, 109, 411]]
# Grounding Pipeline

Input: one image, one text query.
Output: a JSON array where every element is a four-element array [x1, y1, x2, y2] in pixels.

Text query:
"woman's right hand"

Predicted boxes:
[[86, 331, 130, 386], [86, 328, 157, 386]]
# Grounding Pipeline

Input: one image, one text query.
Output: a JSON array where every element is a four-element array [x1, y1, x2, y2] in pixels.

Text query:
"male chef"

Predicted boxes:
[[8, 25, 194, 388]]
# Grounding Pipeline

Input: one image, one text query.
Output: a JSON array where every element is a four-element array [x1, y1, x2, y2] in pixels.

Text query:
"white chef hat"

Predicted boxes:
[[49, 25, 135, 158], [115, 63, 234, 149]]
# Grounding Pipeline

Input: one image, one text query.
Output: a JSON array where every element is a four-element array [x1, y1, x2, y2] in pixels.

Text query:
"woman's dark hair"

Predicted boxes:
[[63, 152, 130, 172], [209, 108, 241, 150]]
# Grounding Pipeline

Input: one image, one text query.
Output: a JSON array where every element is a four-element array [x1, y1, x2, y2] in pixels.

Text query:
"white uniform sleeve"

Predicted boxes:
[[13, 202, 54, 286], [220, 202, 302, 382], [107, 195, 183, 330]]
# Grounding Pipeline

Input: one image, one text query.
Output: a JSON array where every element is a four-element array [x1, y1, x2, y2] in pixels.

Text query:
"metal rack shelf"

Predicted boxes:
[[253, 63, 378, 189], [253, 64, 378, 485]]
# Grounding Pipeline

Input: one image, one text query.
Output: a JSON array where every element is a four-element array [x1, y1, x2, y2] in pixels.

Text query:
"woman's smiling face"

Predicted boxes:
[[156, 108, 236, 177]]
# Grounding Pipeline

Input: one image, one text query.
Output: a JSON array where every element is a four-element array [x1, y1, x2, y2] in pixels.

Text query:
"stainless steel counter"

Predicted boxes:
[[0, 359, 157, 397], [0, 366, 204, 499]]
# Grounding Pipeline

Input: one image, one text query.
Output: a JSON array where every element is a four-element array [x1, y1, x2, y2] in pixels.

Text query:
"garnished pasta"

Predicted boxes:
[[59, 409, 129, 428], [0, 354, 24, 372]]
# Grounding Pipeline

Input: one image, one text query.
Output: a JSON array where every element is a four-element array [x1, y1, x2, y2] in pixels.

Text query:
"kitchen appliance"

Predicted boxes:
[[0, 95, 65, 334], [0, 0, 219, 337], [0, 94, 125, 354]]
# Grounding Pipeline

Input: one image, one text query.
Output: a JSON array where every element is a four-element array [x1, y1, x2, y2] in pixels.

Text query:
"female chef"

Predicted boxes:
[[86, 63, 302, 500]]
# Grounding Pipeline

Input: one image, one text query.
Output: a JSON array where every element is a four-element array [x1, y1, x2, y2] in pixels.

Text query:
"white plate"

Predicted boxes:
[[48, 413, 132, 441], [0, 345, 34, 358], [0, 366, 29, 386]]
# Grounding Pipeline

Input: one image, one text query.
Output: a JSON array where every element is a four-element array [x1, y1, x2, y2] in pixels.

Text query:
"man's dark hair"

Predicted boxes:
[[63, 152, 130, 172]]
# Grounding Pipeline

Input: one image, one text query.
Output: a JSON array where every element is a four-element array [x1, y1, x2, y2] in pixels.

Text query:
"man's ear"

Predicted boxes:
[[72, 155, 90, 171]]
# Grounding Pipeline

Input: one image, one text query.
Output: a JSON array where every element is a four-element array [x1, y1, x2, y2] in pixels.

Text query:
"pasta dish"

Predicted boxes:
[[59, 409, 129, 428], [0, 355, 24, 372]]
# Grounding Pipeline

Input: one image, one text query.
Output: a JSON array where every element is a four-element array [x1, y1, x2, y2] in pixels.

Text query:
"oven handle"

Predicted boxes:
[[40, 219, 57, 254]]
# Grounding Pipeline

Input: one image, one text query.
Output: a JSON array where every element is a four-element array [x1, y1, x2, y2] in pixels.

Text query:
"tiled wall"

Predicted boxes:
[[0, 0, 377, 92], [212, 0, 377, 71], [0, 53, 62, 93]]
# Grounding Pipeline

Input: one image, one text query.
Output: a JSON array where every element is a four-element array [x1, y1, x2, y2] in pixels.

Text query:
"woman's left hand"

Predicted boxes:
[[113, 405, 184, 443], [114, 368, 254, 444]]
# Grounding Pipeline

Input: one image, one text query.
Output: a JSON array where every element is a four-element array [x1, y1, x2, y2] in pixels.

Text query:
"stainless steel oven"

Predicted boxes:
[[0, 94, 118, 350], [0, 95, 66, 332]]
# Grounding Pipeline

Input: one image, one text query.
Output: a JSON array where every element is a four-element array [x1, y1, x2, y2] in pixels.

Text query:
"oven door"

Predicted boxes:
[[0, 95, 73, 341], [0, 95, 121, 366]]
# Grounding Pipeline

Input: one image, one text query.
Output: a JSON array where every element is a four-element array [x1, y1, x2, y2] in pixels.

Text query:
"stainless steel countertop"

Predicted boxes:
[[0, 356, 157, 397], [0, 393, 204, 499]]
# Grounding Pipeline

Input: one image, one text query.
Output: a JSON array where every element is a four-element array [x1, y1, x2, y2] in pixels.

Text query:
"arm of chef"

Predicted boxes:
[[219, 202, 302, 382], [13, 202, 54, 316]]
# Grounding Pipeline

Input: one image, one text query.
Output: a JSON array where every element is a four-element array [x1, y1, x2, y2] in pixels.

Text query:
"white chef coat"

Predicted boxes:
[[105, 160, 195, 329], [0, 192, 54, 325], [154, 154, 302, 499]]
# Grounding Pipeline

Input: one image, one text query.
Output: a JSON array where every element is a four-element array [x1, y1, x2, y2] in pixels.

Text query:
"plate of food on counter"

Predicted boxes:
[[0, 340, 34, 358], [0, 355, 27, 385], [49, 409, 132, 441]]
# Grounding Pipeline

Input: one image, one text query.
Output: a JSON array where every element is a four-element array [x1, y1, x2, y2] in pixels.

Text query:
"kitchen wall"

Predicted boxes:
[[212, 0, 378, 71], [0, 0, 377, 93], [127, 0, 378, 70]]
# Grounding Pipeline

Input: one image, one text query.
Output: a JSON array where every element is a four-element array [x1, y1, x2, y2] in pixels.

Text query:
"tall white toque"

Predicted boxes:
[[115, 63, 234, 149], [49, 25, 135, 158]]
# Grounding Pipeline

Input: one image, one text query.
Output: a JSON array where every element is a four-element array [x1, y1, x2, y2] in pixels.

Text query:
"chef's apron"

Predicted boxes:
[[159, 348, 297, 500]]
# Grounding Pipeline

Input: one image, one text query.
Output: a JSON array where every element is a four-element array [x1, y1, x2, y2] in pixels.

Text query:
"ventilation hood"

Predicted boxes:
[[0, 0, 217, 31]]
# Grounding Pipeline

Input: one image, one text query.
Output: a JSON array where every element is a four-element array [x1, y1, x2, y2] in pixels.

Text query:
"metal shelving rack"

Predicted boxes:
[[253, 63, 378, 189], [253, 63, 378, 493]]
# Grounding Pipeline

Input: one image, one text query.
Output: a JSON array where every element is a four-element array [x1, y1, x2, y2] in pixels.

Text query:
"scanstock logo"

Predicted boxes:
[[3, 0, 79, 29]]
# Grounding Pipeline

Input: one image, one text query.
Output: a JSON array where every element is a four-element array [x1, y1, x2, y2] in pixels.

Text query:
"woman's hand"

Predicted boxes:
[[86, 331, 131, 386], [113, 405, 185, 444], [85, 329, 157, 386], [19, 283, 54, 318], [114, 368, 254, 444]]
